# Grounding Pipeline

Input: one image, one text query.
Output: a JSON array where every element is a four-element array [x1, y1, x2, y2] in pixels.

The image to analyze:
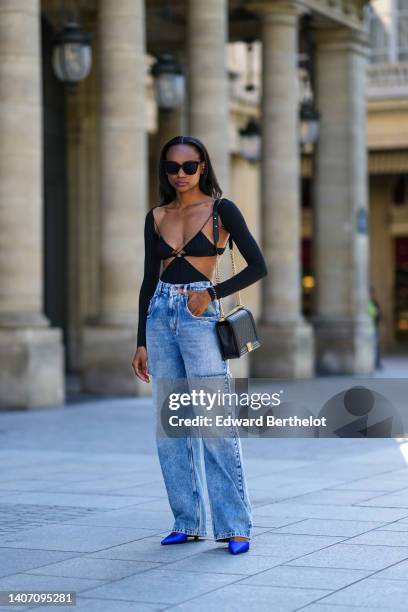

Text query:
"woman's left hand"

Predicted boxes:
[[177, 288, 212, 317]]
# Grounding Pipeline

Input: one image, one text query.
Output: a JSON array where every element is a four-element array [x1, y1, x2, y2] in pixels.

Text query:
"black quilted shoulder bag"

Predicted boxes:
[[212, 198, 261, 359]]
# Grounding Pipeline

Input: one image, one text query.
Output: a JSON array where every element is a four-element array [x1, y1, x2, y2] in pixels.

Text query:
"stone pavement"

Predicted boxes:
[[0, 354, 408, 611]]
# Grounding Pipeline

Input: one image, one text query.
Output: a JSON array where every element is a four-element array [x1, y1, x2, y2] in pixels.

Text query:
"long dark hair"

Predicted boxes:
[[157, 135, 222, 205]]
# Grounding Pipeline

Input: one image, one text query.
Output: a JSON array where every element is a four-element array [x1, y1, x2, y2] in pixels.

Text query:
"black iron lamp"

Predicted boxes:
[[238, 117, 261, 163], [298, 16, 320, 148], [299, 98, 320, 146], [150, 54, 185, 111], [52, 21, 92, 85]]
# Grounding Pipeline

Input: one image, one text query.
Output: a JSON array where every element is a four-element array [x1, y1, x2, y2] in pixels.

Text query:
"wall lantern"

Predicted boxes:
[[150, 54, 185, 111], [298, 64, 320, 147], [298, 16, 320, 148], [238, 117, 261, 163], [299, 100, 320, 146], [51, 21, 92, 85]]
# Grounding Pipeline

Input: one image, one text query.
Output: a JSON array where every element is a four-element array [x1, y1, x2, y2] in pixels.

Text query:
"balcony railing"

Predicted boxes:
[[367, 62, 408, 99]]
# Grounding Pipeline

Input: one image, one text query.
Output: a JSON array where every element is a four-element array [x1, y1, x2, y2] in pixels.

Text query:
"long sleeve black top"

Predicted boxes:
[[137, 197, 267, 347]]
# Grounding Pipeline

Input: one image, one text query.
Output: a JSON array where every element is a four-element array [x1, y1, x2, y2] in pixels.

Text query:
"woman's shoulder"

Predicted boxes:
[[145, 207, 155, 222], [145, 207, 161, 238], [218, 197, 240, 210], [146, 204, 165, 222], [215, 198, 246, 235], [148, 202, 173, 222], [148, 204, 164, 214], [217, 197, 244, 220]]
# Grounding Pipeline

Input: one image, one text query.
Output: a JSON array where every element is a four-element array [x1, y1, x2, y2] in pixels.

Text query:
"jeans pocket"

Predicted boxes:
[[184, 296, 220, 321]]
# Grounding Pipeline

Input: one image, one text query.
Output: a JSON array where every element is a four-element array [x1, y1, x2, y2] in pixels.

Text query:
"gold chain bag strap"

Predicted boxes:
[[212, 198, 261, 359]]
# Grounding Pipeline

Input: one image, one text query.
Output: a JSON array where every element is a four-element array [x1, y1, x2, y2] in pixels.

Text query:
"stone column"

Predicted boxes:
[[157, 104, 185, 153], [312, 27, 375, 374], [249, 0, 314, 378], [186, 0, 254, 377], [82, 0, 148, 394], [0, 0, 64, 408], [186, 0, 230, 194]]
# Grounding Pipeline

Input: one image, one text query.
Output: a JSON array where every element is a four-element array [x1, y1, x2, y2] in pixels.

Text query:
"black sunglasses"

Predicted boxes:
[[162, 160, 203, 175]]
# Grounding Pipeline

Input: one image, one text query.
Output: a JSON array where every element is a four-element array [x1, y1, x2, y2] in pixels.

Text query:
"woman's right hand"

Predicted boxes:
[[132, 346, 150, 383]]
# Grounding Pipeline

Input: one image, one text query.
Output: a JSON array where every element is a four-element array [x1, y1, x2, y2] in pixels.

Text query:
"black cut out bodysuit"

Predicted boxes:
[[137, 197, 268, 347]]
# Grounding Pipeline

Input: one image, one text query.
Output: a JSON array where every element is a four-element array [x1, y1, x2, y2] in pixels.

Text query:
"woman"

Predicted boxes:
[[132, 135, 267, 555]]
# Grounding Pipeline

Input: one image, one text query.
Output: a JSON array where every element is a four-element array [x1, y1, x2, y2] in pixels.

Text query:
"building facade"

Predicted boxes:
[[365, 0, 408, 351], [0, 0, 378, 408]]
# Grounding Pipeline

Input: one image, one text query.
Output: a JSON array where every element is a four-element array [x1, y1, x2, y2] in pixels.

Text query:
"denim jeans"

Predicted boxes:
[[146, 279, 252, 541]]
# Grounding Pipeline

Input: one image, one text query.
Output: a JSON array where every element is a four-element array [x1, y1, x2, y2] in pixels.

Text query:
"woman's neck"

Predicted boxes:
[[173, 192, 212, 209]]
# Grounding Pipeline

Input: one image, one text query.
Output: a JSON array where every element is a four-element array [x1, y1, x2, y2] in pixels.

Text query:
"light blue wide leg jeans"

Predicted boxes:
[[146, 279, 252, 541]]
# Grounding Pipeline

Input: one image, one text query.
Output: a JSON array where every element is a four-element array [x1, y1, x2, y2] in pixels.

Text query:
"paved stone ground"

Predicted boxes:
[[0, 354, 408, 611]]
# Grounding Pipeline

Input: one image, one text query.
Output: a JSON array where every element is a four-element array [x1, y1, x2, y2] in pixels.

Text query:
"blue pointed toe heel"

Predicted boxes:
[[228, 538, 250, 555], [161, 532, 201, 545]]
